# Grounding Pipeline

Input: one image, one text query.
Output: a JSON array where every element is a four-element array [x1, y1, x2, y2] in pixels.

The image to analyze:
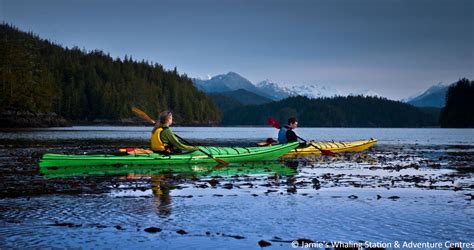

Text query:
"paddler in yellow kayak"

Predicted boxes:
[[278, 117, 299, 143], [151, 111, 199, 154], [259, 117, 306, 146]]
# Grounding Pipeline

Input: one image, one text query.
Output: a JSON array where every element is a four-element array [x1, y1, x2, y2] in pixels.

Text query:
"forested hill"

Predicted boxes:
[[0, 24, 220, 126], [440, 78, 474, 128], [222, 95, 439, 127]]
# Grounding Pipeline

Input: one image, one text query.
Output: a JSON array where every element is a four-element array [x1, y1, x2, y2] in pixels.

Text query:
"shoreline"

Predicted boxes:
[[0, 111, 70, 128], [0, 111, 219, 128], [3, 112, 473, 129]]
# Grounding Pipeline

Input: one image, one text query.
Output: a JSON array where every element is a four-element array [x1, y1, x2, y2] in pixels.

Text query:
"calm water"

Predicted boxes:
[[1, 126, 474, 145], [0, 127, 473, 249]]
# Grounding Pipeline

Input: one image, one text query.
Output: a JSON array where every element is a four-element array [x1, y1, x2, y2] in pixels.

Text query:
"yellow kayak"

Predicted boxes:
[[283, 138, 378, 157]]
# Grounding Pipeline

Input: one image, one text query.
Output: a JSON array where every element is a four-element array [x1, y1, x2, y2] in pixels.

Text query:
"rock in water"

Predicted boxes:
[[144, 227, 162, 233], [258, 240, 272, 247]]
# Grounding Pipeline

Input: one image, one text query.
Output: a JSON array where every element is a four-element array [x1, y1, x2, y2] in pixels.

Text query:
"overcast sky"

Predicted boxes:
[[1, 0, 473, 99]]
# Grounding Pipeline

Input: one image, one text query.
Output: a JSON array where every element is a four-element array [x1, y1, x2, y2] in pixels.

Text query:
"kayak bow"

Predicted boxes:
[[283, 139, 377, 157]]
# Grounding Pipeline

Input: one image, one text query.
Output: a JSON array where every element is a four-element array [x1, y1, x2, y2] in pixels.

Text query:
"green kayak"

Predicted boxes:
[[39, 142, 299, 168], [40, 162, 297, 179]]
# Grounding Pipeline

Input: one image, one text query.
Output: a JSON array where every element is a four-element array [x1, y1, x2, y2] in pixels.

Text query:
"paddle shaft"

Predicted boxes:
[[296, 135, 320, 149], [174, 134, 217, 160], [296, 135, 335, 156]]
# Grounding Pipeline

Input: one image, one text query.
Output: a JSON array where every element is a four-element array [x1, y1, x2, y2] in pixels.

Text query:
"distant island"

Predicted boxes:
[[220, 95, 440, 128], [1, 24, 472, 128]]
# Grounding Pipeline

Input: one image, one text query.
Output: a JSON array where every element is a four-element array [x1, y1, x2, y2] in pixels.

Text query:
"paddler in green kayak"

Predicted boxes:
[[151, 111, 199, 154]]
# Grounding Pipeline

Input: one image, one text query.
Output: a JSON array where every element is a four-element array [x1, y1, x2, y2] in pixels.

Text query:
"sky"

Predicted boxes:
[[1, 0, 473, 99]]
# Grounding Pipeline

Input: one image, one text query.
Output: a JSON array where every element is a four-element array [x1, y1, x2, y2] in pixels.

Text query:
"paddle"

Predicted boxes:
[[131, 107, 229, 165], [173, 134, 230, 165], [266, 117, 336, 156]]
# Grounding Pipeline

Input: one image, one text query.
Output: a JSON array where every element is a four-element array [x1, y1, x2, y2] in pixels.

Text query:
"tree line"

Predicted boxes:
[[222, 95, 440, 127], [0, 24, 220, 124]]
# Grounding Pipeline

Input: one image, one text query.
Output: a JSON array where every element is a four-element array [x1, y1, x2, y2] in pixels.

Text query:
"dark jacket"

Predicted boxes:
[[286, 129, 298, 143]]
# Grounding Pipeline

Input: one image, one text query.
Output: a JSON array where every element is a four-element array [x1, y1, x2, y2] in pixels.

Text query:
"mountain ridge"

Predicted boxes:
[[193, 72, 380, 101], [209, 89, 273, 111], [256, 80, 341, 100], [193, 72, 272, 99], [403, 82, 449, 108]]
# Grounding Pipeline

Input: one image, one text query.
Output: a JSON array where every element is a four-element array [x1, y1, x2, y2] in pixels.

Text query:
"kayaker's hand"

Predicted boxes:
[[298, 142, 309, 148]]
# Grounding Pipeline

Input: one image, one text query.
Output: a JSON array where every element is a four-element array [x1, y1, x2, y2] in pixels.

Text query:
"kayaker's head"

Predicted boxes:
[[159, 111, 173, 126], [288, 117, 298, 129]]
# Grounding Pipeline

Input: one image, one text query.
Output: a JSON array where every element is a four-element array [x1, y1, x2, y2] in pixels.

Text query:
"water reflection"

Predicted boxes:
[[39, 162, 297, 179], [40, 162, 297, 217], [150, 175, 172, 218]]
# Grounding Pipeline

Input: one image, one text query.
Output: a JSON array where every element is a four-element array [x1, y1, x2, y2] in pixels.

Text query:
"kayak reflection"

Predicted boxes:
[[39, 162, 297, 179], [40, 162, 297, 217]]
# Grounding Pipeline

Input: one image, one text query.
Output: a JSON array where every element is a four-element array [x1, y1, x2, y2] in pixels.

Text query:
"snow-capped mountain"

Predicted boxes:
[[256, 80, 340, 100], [348, 89, 381, 97], [289, 84, 341, 99], [402, 82, 449, 108], [192, 72, 271, 98], [255, 80, 291, 100], [193, 72, 380, 101]]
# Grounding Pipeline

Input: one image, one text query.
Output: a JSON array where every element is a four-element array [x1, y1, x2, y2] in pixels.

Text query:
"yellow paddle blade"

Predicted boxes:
[[131, 107, 156, 124]]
